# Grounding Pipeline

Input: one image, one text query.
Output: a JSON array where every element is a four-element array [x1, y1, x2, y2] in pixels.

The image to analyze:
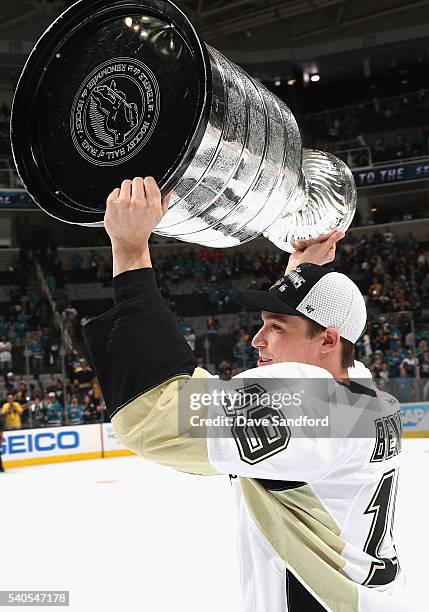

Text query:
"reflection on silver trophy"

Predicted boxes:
[[155, 41, 356, 252]]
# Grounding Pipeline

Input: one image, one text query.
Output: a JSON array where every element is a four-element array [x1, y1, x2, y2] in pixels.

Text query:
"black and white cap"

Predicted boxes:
[[235, 263, 367, 343]]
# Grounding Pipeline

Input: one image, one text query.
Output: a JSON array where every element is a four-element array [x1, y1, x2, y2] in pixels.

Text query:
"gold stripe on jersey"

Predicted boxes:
[[111, 368, 219, 476], [240, 477, 359, 612]]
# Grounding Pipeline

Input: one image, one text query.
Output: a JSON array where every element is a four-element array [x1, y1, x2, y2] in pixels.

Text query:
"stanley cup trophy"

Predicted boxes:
[[10, 0, 356, 252]]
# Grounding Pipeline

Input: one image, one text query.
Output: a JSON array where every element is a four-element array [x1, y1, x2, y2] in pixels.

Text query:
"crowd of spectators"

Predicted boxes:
[[2, 229, 426, 430], [0, 250, 59, 375], [335, 231, 429, 310], [44, 233, 429, 391], [66, 250, 113, 283], [39, 247, 113, 293], [83, 233, 427, 317], [152, 246, 286, 310], [1, 358, 106, 430], [0, 248, 107, 430]]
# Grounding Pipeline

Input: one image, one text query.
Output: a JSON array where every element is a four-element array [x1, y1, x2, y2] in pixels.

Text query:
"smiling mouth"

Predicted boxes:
[[257, 358, 273, 367]]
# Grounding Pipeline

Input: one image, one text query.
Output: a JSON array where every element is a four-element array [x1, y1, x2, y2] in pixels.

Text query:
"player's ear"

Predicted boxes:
[[320, 327, 341, 355]]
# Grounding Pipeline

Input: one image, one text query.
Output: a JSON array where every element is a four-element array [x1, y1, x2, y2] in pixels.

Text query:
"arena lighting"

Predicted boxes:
[[371, 208, 378, 212], [310, 74, 320, 82], [287, 79, 296, 86], [274, 79, 281, 86], [124, 16, 133, 27]]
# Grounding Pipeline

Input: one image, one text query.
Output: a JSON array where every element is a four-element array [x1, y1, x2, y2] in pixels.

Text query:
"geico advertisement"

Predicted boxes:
[[1, 424, 101, 459]]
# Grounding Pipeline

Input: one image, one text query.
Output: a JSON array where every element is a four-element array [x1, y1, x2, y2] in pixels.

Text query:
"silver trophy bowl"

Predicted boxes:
[[11, 0, 356, 252], [156, 45, 356, 252]]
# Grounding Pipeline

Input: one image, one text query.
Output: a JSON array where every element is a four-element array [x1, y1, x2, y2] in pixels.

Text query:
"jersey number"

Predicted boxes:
[[363, 468, 400, 587], [223, 383, 291, 464]]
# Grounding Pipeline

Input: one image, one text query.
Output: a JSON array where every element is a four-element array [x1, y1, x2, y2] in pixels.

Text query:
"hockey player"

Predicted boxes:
[[83, 177, 407, 611]]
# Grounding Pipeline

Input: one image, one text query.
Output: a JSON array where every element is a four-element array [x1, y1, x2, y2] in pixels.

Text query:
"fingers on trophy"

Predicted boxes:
[[11, 0, 356, 251]]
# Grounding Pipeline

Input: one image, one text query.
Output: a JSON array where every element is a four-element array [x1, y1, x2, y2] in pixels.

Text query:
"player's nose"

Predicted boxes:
[[252, 327, 267, 349]]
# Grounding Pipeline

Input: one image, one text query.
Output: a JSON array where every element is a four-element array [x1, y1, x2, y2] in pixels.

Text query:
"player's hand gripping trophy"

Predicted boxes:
[[10, 0, 356, 251]]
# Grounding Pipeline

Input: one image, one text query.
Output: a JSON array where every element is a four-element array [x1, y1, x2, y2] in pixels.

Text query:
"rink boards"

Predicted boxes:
[[1, 423, 133, 468], [1, 402, 429, 468]]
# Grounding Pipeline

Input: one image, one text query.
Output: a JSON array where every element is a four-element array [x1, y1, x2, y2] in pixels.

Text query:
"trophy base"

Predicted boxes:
[[264, 149, 357, 252]]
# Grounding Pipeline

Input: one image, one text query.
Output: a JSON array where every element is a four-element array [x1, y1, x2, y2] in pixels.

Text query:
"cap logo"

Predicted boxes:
[[70, 57, 160, 166], [287, 269, 306, 289], [305, 304, 315, 313]]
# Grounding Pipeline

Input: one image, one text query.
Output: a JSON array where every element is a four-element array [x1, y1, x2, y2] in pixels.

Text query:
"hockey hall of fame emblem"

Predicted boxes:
[[70, 57, 160, 167]]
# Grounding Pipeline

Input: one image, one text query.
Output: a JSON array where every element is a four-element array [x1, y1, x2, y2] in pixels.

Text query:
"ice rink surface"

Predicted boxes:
[[2, 439, 428, 612]]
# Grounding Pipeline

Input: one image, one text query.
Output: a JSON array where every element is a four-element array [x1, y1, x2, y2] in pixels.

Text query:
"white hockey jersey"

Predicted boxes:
[[111, 360, 406, 612]]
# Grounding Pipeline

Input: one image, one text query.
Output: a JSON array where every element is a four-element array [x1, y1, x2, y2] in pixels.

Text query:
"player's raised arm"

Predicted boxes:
[[82, 177, 219, 475], [285, 229, 345, 275]]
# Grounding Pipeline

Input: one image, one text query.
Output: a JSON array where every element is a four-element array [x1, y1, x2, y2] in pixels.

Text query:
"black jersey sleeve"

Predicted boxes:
[[82, 267, 197, 419]]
